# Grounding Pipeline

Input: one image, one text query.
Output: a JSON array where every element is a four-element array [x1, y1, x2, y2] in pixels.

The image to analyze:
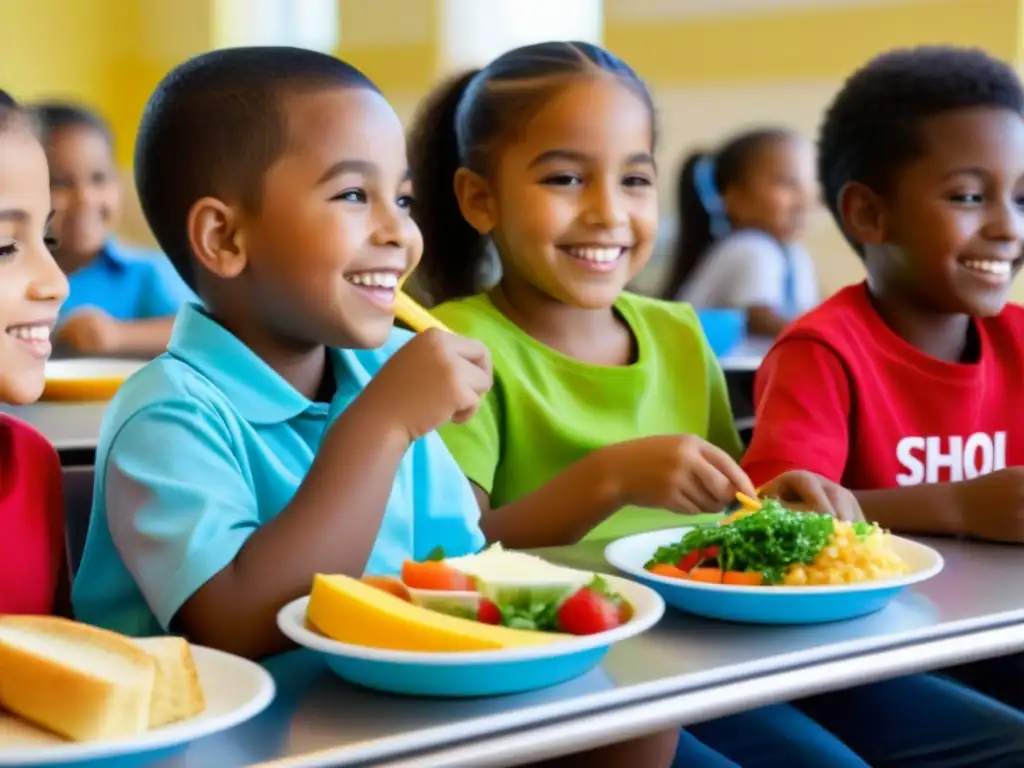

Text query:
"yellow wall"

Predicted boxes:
[[606, 0, 1022, 86], [2, 0, 216, 168], [604, 0, 1024, 299]]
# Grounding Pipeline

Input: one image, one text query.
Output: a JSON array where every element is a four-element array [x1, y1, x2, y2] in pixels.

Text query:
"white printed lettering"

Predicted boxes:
[[896, 432, 1008, 485], [896, 437, 925, 485], [926, 435, 962, 483]]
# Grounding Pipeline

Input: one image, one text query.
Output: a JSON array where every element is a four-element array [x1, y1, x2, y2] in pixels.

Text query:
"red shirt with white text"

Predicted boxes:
[[742, 282, 1024, 490], [0, 414, 64, 614]]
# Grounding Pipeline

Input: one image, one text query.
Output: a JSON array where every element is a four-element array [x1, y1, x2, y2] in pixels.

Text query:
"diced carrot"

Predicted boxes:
[[688, 567, 724, 584], [361, 576, 413, 601], [723, 571, 764, 586], [401, 560, 477, 591], [649, 563, 690, 580]]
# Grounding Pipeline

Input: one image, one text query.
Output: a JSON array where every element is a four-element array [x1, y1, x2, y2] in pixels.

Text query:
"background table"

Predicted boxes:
[[0, 402, 106, 465], [147, 536, 1024, 767]]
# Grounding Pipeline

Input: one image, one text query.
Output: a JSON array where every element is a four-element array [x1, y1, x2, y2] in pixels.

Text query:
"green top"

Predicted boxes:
[[434, 292, 741, 541]]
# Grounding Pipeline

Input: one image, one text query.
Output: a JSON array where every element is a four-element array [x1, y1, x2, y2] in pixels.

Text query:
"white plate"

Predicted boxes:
[[0, 645, 275, 766], [44, 359, 145, 381], [277, 575, 665, 697], [605, 527, 944, 624]]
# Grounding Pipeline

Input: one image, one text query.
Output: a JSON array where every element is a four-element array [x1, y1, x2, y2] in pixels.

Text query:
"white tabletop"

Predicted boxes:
[[720, 337, 773, 373], [0, 402, 107, 451], [148, 536, 1024, 767]]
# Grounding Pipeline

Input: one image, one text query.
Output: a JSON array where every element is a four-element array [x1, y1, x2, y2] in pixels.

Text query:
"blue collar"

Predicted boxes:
[[94, 240, 131, 271], [166, 303, 356, 425]]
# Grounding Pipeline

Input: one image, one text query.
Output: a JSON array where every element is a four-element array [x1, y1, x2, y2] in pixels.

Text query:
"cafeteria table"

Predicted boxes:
[[720, 336, 772, 425], [150, 536, 1024, 767], [0, 401, 105, 465]]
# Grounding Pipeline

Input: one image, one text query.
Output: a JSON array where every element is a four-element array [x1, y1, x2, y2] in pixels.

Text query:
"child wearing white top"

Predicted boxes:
[[663, 128, 819, 337]]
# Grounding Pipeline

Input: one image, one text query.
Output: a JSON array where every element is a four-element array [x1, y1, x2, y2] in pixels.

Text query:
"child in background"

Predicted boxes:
[[68, 48, 675, 768], [28, 102, 194, 357], [409, 40, 880, 768], [743, 46, 1024, 730], [661, 129, 819, 337], [0, 90, 71, 616]]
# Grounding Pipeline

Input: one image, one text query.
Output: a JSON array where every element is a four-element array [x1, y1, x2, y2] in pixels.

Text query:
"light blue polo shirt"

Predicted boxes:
[[72, 303, 485, 636], [61, 240, 196, 321]]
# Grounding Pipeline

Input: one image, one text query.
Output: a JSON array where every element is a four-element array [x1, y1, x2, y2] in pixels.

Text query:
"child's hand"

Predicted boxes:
[[367, 328, 493, 442], [961, 468, 1024, 543], [609, 434, 758, 514], [54, 309, 123, 354], [759, 470, 864, 522]]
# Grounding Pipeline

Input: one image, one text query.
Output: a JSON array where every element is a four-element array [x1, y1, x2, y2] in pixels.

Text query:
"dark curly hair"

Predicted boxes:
[[818, 45, 1024, 257], [408, 41, 655, 304]]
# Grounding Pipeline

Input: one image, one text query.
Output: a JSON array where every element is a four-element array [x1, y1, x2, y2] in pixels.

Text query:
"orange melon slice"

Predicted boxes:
[[306, 574, 567, 652]]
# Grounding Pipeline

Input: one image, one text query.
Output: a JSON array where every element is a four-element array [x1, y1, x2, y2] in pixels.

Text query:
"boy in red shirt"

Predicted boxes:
[[744, 47, 1024, 542], [743, 47, 1024, 718], [0, 91, 71, 615]]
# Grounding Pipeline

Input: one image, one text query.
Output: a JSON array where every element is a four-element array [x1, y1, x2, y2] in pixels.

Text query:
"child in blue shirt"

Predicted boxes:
[[28, 102, 194, 357], [70, 46, 678, 768]]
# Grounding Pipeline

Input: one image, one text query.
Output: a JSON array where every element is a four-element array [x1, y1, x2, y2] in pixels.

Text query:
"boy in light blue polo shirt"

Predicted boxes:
[[29, 102, 194, 357], [71, 48, 493, 661]]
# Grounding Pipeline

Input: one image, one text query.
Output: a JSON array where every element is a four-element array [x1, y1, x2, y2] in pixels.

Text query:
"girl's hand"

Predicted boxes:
[[760, 470, 864, 522], [608, 434, 758, 515]]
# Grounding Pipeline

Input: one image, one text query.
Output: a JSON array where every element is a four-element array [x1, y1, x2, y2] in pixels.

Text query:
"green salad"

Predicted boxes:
[[645, 499, 873, 585]]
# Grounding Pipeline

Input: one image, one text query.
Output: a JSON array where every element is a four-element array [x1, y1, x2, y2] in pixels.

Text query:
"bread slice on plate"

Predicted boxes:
[[0, 616, 156, 742], [0, 709, 65, 747], [134, 636, 206, 728]]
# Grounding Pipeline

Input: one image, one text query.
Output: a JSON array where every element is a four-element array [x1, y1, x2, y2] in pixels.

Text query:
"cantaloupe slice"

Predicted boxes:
[[306, 574, 567, 652]]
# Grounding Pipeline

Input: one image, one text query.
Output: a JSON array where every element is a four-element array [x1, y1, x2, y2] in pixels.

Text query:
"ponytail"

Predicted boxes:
[[662, 126, 794, 301], [662, 151, 717, 300], [408, 70, 489, 305]]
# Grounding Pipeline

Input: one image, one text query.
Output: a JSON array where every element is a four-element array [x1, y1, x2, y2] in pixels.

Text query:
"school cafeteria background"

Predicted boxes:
[[6, 0, 1024, 302]]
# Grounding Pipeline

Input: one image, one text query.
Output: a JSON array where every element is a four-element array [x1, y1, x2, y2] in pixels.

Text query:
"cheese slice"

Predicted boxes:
[[307, 574, 567, 652], [445, 544, 592, 589]]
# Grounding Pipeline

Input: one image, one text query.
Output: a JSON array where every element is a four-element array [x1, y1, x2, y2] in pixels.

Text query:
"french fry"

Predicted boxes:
[[735, 492, 761, 511], [394, 291, 451, 333]]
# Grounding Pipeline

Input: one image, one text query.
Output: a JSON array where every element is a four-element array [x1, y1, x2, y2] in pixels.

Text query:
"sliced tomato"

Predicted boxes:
[[477, 599, 502, 625], [617, 599, 634, 624], [677, 550, 703, 572], [401, 560, 477, 591], [360, 576, 412, 602], [557, 588, 623, 635]]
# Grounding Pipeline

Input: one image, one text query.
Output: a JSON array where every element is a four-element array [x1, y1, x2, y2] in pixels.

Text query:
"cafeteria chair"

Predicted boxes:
[[62, 465, 95, 578]]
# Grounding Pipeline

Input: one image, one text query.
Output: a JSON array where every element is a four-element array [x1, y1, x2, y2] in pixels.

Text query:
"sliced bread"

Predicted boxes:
[[135, 636, 206, 727], [0, 616, 156, 742]]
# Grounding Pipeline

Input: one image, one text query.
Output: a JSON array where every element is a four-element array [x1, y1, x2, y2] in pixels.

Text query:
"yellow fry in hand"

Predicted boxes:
[[394, 291, 451, 333], [735, 492, 762, 511]]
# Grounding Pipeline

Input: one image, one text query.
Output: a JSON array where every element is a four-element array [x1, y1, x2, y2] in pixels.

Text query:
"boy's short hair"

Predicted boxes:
[[27, 100, 114, 148], [133, 46, 379, 291], [818, 46, 1024, 256]]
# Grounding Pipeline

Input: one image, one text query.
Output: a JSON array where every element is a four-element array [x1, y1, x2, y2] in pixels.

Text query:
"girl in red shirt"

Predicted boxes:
[[0, 90, 71, 615]]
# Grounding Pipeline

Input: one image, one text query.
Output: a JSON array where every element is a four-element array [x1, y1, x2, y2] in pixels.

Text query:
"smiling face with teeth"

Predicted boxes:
[[848, 107, 1024, 319], [190, 87, 421, 356], [0, 119, 69, 404], [456, 76, 657, 310]]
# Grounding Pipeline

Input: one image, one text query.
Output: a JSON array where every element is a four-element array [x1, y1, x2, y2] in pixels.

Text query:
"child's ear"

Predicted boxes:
[[838, 181, 886, 246], [187, 197, 247, 279], [453, 168, 497, 235]]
